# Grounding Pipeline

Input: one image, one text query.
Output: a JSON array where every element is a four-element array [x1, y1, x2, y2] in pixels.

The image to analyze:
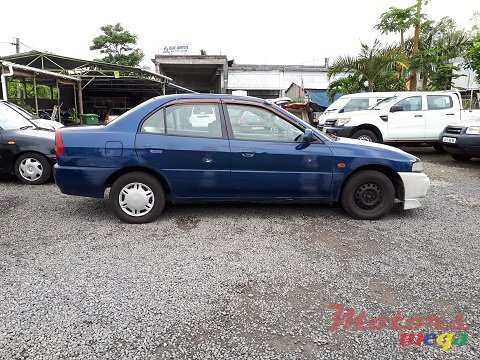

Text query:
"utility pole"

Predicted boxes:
[[11, 37, 20, 53]]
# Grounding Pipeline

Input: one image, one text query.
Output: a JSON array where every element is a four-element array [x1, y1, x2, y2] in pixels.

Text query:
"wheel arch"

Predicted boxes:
[[339, 164, 404, 202], [352, 124, 383, 143], [105, 166, 172, 197]]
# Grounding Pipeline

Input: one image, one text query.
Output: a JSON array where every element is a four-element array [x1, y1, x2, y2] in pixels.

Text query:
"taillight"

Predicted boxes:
[[55, 130, 64, 157]]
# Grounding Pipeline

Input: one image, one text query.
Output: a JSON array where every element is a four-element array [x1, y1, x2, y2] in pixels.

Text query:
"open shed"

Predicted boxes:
[[0, 51, 194, 121]]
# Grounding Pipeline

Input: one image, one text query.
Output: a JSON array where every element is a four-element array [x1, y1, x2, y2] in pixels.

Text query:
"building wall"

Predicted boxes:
[[227, 68, 329, 97]]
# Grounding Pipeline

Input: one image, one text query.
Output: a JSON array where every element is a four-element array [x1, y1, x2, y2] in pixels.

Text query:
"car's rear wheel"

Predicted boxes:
[[351, 129, 378, 143], [341, 170, 395, 220], [109, 172, 165, 223], [14, 152, 52, 185], [451, 154, 471, 162]]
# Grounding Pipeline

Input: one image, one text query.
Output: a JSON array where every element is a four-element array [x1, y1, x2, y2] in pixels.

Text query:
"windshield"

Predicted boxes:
[[323, 98, 350, 113], [0, 102, 37, 130], [370, 96, 398, 110], [8, 102, 37, 120]]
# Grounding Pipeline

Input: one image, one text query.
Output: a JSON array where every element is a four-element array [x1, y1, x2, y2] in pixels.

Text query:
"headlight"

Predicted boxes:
[[466, 126, 480, 135], [336, 118, 351, 126], [412, 161, 423, 172]]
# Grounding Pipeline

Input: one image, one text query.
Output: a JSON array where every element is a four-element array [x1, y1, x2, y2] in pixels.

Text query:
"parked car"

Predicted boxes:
[[54, 94, 430, 223], [317, 92, 401, 130], [440, 115, 480, 161], [0, 101, 56, 184], [9, 104, 64, 131], [104, 107, 131, 124], [322, 91, 480, 150], [189, 104, 218, 128]]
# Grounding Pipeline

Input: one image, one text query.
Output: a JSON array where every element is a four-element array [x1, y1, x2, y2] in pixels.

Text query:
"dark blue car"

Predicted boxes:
[[54, 94, 430, 223]]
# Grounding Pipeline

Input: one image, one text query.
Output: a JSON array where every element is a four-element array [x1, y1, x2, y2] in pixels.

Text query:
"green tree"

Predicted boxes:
[[328, 39, 408, 92], [465, 32, 480, 84], [408, 17, 470, 89], [90, 23, 144, 66], [326, 74, 367, 102], [428, 64, 463, 90], [375, 5, 419, 51]]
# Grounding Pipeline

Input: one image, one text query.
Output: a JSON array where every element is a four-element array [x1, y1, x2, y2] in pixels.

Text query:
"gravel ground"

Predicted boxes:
[[0, 147, 479, 359]]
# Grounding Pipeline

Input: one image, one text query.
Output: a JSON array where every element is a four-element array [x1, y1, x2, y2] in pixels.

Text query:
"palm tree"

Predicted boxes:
[[328, 39, 409, 91]]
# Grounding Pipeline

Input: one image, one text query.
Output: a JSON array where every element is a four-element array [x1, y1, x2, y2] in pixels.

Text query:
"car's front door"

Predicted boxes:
[[135, 101, 231, 199], [224, 102, 334, 199], [387, 95, 426, 140]]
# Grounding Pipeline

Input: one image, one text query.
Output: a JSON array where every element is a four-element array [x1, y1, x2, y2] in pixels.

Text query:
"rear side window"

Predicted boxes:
[[165, 103, 222, 138], [427, 95, 453, 110], [141, 109, 165, 134]]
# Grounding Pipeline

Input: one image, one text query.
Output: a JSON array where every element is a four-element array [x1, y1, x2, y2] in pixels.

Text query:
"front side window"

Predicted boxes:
[[427, 95, 453, 110], [165, 103, 222, 138], [395, 96, 422, 111], [226, 104, 304, 142]]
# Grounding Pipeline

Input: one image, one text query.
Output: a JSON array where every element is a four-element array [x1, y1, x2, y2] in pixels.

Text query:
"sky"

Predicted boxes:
[[0, 0, 478, 70]]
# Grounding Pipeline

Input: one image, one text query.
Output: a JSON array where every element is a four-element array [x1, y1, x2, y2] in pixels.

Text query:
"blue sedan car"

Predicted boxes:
[[54, 94, 430, 223]]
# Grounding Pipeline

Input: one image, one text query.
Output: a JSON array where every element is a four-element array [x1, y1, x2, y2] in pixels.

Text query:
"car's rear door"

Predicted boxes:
[[135, 100, 231, 199], [223, 101, 334, 199], [424, 94, 458, 140]]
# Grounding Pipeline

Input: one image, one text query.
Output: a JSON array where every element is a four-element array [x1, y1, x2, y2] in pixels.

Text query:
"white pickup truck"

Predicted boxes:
[[322, 91, 480, 150]]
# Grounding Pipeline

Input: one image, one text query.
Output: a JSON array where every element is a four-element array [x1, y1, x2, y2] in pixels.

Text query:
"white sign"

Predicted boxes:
[[162, 45, 189, 55]]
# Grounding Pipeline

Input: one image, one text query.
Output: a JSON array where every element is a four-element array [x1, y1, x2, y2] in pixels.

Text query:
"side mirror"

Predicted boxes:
[[303, 128, 314, 142], [390, 105, 403, 113]]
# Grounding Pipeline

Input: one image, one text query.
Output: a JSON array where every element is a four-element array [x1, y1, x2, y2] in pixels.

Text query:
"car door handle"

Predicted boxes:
[[446, 113, 455, 116], [414, 115, 423, 117], [145, 145, 164, 153], [241, 151, 255, 158]]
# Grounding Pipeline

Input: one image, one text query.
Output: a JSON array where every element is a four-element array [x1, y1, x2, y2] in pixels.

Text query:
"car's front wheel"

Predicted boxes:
[[14, 152, 52, 185], [351, 129, 378, 142], [110, 172, 165, 223], [341, 170, 395, 220]]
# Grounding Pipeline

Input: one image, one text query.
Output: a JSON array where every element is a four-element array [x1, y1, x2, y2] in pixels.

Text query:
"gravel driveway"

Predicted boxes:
[[1, 147, 479, 359]]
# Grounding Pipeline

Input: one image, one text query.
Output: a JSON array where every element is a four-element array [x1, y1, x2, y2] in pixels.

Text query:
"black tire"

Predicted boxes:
[[451, 154, 471, 162], [433, 143, 447, 153], [14, 152, 52, 185], [341, 170, 395, 220], [351, 129, 378, 143], [109, 172, 165, 224]]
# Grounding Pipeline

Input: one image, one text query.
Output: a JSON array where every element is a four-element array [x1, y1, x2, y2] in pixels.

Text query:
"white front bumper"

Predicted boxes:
[[398, 172, 431, 210]]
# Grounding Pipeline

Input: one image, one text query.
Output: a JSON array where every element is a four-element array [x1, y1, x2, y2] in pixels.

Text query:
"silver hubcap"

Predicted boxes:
[[118, 182, 155, 217], [19, 158, 44, 181], [357, 135, 373, 142]]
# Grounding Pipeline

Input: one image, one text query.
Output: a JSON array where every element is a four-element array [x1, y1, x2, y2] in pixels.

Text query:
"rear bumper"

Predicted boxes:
[[54, 165, 117, 198], [398, 172, 430, 210]]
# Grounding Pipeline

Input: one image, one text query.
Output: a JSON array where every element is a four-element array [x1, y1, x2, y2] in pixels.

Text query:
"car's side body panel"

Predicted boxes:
[[54, 94, 427, 216]]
